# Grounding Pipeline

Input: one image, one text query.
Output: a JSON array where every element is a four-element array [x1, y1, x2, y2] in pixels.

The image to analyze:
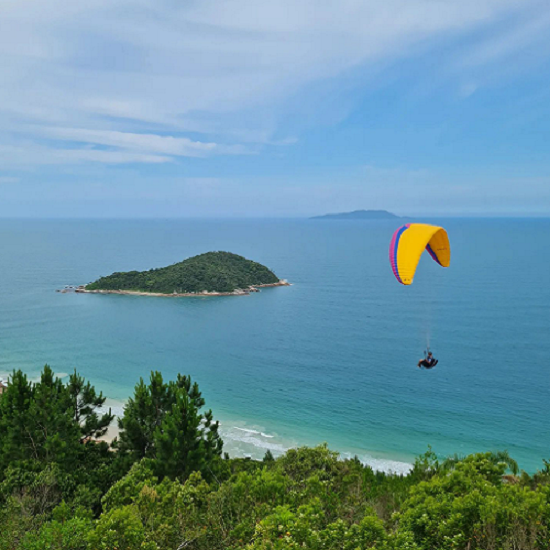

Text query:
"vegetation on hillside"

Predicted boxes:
[[1, 367, 549, 550], [85, 252, 280, 294]]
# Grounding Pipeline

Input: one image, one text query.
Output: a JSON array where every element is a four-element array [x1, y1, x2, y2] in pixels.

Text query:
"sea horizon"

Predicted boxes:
[[1, 214, 550, 220]]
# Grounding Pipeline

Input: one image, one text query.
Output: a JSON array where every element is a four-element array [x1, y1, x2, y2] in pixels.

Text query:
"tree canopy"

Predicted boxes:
[[85, 251, 280, 294], [117, 371, 223, 480], [1, 367, 550, 550]]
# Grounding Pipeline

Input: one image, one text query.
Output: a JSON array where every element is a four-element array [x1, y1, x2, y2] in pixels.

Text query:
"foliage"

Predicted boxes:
[[0, 367, 113, 472], [0, 368, 80, 469], [21, 516, 93, 550], [1, 368, 550, 549], [85, 251, 280, 294], [117, 371, 223, 480], [0, 367, 117, 516], [398, 453, 549, 550], [67, 370, 114, 442]]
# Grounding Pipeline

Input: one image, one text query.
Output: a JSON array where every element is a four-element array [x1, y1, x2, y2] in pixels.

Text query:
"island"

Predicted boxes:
[[311, 209, 400, 220], [77, 251, 289, 297]]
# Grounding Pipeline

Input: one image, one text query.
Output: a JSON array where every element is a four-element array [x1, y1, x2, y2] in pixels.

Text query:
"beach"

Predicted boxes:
[[97, 397, 414, 474], [75, 280, 290, 298]]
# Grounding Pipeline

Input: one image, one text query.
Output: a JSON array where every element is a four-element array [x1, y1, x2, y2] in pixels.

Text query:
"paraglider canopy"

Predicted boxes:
[[389, 223, 450, 285]]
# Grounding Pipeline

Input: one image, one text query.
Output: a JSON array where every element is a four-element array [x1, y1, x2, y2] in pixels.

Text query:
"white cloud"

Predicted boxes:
[[0, 144, 171, 165], [54, 149, 172, 165], [0, 125, 253, 167], [0, 0, 548, 167], [38, 127, 217, 157], [457, 7, 550, 69]]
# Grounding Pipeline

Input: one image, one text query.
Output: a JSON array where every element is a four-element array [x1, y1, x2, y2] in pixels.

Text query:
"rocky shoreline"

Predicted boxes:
[[72, 280, 290, 298]]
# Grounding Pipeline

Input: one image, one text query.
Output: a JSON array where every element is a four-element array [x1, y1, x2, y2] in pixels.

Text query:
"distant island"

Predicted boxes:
[[78, 252, 289, 297], [311, 209, 400, 220]]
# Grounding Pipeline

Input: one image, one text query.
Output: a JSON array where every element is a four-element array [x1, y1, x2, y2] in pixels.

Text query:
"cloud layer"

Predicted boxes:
[[0, 0, 549, 216], [1, 0, 546, 165]]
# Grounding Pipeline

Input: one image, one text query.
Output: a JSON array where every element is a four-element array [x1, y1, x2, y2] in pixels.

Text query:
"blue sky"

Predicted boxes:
[[1, 0, 549, 217]]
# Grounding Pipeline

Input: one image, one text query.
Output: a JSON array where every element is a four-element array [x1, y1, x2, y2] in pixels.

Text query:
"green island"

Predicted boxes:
[[82, 251, 287, 296], [1, 367, 549, 550]]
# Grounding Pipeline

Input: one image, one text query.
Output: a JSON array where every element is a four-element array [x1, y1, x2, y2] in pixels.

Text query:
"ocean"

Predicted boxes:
[[0, 218, 548, 473]]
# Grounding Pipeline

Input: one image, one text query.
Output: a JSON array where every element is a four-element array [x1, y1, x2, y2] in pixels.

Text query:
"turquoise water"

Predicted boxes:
[[0, 218, 548, 472]]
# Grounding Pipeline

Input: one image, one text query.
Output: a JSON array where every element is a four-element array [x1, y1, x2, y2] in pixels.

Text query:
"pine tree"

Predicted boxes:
[[117, 371, 172, 459], [118, 372, 223, 480], [154, 388, 223, 480], [0, 369, 34, 468], [67, 370, 114, 442], [0, 367, 115, 472], [28, 366, 80, 466]]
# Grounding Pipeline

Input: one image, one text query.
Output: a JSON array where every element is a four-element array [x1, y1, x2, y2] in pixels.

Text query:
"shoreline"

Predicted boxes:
[[97, 398, 413, 475], [2, 370, 413, 477], [75, 280, 291, 298]]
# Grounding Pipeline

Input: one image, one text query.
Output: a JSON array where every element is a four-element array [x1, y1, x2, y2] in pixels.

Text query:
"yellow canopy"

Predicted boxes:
[[389, 223, 450, 285]]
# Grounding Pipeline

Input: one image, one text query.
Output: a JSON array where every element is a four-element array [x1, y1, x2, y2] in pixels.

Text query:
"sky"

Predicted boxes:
[[1, 0, 550, 217]]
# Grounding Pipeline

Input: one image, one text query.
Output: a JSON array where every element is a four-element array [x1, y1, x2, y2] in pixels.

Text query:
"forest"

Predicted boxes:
[[85, 252, 280, 294], [0, 367, 548, 550]]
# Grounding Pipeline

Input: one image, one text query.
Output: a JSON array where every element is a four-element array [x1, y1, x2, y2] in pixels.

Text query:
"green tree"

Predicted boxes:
[[87, 505, 157, 550], [0, 370, 34, 468], [440, 449, 519, 476], [118, 372, 223, 480], [155, 392, 223, 480], [0, 367, 80, 470], [0, 367, 117, 521], [21, 513, 92, 550], [117, 371, 171, 459], [67, 370, 114, 442], [398, 452, 549, 550], [0, 367, 115, 473]]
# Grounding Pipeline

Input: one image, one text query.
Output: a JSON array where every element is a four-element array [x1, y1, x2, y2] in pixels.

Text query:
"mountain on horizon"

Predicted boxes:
[[310, 209, 400, 220]]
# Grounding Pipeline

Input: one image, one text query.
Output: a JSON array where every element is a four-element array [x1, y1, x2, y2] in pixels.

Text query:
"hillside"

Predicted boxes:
[[85, 251, 280, 294], [311, 209, 399, 220], [2, 367, 547, 550]]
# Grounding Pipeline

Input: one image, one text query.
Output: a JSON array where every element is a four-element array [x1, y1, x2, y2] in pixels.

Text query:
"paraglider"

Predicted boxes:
[[418, 350, 438, 369], [389, 223, 450, 285], [389, 223, 450, 369]]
